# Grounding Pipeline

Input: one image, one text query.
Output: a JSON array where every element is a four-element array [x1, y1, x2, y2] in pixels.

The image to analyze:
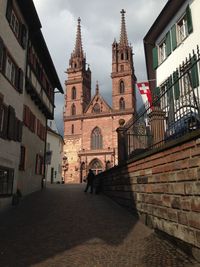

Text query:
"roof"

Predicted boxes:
[[84, 90, 112, 114], [47, 126, 65, 144], [17, 0, 63, 94], [144, 0, 186, 43]]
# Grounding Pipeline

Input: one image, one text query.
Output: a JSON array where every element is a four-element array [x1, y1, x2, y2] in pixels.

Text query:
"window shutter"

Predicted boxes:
[[186, 5, 193, 34], [171, 25, 177, 51], [152, 46, 158, 70], [0, 37, 4, 71], [166, 31, 171, 56], [7, 105, 15, 140], [15, 66, 19, 89], [6, 0, 12, 23], [20, 24, 27, 49], [173, 70, 180, 100], [2, 105, 8, 139], [191, 55, 199, 88], [0, 44, 6, 73], [17, 120, 23, 142], [18, 69, 24, 93]]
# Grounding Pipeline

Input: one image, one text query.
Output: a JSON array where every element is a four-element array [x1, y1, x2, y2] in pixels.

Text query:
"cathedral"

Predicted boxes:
[[63, 10, 136, 183]]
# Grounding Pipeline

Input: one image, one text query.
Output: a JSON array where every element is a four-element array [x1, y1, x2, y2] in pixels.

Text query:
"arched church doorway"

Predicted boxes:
[[89, 158, 103, 175]]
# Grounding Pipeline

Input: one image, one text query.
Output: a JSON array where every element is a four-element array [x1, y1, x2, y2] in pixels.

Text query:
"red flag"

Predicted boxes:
[[137, 82, 152, 105]]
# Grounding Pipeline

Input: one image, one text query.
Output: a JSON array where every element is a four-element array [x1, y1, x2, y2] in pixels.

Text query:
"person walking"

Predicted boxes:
[[84, 169, 95, 194]]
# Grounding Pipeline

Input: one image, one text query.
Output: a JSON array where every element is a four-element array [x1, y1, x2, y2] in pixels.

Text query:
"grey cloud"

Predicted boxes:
[[33, 0, 168, 135]]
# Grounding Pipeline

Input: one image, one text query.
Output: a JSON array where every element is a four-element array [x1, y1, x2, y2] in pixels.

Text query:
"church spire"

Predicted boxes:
[[119, 9, 128, 46], [73, 17, 83, 57]]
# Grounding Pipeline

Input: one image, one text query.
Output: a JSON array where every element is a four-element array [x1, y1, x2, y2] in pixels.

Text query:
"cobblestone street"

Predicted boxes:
[[0, 184, 199, 267]]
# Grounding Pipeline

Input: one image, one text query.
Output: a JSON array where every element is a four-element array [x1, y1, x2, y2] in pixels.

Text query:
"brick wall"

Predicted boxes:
[[98, 137, 200, 249]]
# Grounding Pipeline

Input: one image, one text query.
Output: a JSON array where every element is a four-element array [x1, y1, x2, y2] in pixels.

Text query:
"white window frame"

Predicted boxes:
[[177, 14, 188, 44], [159, 39, 166, 64]]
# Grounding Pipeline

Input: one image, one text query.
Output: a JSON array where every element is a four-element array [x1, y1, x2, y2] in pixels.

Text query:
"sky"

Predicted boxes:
[[32, 0, 168, 134]]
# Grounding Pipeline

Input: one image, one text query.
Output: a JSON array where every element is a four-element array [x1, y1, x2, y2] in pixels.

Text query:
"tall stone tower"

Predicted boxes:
[[63, 18, 91, 183], [111, 9, 136, 111]]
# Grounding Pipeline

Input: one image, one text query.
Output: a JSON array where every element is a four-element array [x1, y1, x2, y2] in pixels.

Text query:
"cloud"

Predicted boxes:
[[33, 0, 168, 134]]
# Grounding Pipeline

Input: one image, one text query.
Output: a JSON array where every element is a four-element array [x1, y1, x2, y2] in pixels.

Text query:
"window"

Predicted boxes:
[[91, 127, 102, 150], [119, 98, 125, 110], [119, 80, 125, 93], [159, 40, 166, 63], [10, 10, 19, 37], [19, 146, 26, 171], [92, 103, 100, 113], [5, 56, 16, 85], [72, 87, 76, 100], [121, 53, 124, 60], [177, 15, 188, 44], [0, 95, 4, 134], [71, 104, 76, 115], [6, 1, 27, 49], [0, 166, 14, 196], [72, 124, 74, 134]]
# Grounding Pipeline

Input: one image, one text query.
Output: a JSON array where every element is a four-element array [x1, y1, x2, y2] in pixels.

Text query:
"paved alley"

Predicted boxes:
[[0, 184, 199, 267]]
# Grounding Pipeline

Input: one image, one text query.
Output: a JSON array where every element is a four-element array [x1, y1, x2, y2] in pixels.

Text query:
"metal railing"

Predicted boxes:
[[125, 46, 200, 159]]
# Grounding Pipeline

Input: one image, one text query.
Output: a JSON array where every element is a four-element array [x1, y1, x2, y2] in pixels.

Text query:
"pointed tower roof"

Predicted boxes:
[[73, 17, 84, 57], [119, 9, 128, 46]]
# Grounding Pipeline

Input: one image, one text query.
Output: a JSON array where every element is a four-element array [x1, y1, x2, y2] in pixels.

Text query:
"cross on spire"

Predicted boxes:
[[119, 9, 128, 46], [74, 17, 84, 57]]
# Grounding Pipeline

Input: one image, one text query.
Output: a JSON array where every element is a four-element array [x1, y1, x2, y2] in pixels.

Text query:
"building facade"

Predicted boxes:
[[144, 0, 200, 142], [46, 120, 64, 184], [63, 10, 136, 183], [144, 0, 200, 95], [0, 0, 62, 210]]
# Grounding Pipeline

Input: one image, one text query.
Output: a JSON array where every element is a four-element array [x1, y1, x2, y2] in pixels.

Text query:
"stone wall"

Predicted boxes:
[[98, 136, 200, 250]]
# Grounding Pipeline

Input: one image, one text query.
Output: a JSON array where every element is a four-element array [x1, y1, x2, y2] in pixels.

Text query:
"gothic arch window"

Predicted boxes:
[[72, 87, 76, 100], [89, 158, 103, 175], [71, 104, 76, 115], [91, 127, 103, 150], [119, 98, 125, 110], [92, 103, 100, 113], [71, 124, 74, 134], [126, 51, 129, 60], [119, 80, 125, 94], [120, 65, 124, 72]]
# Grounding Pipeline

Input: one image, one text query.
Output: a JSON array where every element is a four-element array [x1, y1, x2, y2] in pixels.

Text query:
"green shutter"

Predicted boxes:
[[166, 31, 172, 56], [152, 46, 158, 70], [167, 75, 173, 98], [186, 5, 193, 34], [171, 25, 177, 51], [173, 70, 180, 100], [191, 55, 199, 88]]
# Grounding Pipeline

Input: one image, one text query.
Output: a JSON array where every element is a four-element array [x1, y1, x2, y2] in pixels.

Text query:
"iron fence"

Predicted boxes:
[[125, 46, 200, 159]]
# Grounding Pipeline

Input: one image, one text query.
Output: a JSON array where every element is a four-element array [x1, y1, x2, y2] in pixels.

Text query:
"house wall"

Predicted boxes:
[[46, 131, 63, 183], [0, 0, 26, 209], [18, 99, 46, 195], [156, 0, 200, 86]]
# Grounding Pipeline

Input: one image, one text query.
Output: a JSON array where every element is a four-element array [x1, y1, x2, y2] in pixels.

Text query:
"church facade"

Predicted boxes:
[[63, 10, 136, 183]]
